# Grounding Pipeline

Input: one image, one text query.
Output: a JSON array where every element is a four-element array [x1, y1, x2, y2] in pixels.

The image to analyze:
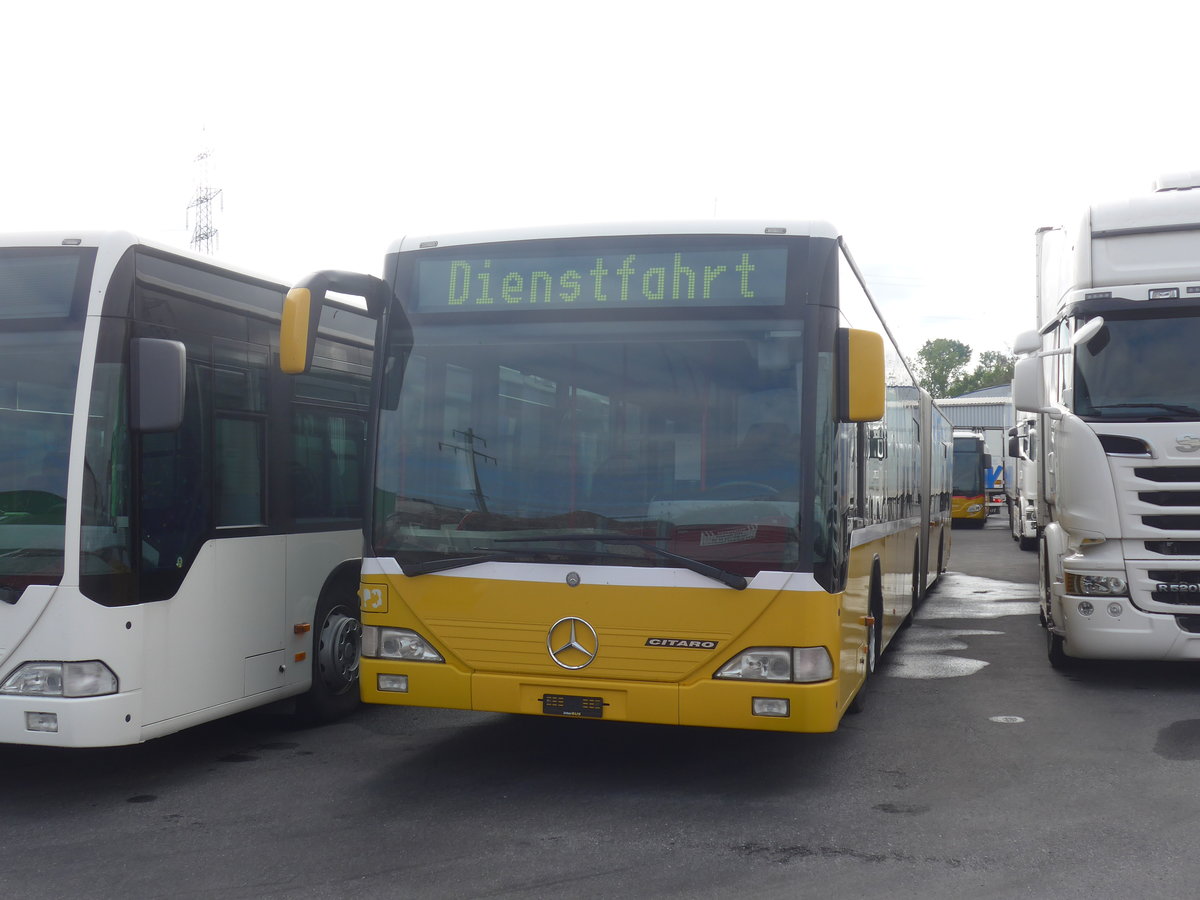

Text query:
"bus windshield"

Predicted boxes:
[[373, 318, 811, 578], [0, 248, 90, 588], [952, 438, 984, 496], [1074, 309, 1200, 421]]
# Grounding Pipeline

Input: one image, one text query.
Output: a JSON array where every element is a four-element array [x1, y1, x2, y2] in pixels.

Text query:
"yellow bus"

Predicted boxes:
[[951, 430, 989, 528], [281, 222, 951, 732]]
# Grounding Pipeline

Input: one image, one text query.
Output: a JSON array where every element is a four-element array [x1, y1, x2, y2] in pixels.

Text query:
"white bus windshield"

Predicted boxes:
[[0, 249, 90, 587]]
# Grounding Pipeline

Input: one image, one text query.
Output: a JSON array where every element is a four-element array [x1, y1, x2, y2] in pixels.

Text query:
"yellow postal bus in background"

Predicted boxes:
[[281, 222, 952, 732]]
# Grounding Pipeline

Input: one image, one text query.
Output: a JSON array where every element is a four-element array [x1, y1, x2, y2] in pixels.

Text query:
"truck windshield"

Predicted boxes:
[[0, 248, 91, 589], [1074, 311, 1200, 421], [372, 318, 811, 579]]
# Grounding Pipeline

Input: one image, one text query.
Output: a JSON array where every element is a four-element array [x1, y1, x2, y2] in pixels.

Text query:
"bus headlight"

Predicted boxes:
[[361, 626, 444, 662], [0, 661, 118, 697], [714, 647, 833, 683], [1065, 573, 1128, 597], [967, 504, 983, 514]]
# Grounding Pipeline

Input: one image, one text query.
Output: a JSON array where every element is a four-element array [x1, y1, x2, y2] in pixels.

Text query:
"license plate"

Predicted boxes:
[[541, 694, 605, 718]]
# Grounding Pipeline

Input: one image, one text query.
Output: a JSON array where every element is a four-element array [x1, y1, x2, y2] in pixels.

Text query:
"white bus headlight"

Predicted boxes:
[[0, 661, 118, 697], [715, 647, 833, 683], [361, 625, 444, 662], [1065, 573, 1128, 597]]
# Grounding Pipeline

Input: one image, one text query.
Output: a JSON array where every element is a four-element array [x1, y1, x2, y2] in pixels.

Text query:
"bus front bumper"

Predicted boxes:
[[0, 691, 143, 747], [361, 658, 844, 733]]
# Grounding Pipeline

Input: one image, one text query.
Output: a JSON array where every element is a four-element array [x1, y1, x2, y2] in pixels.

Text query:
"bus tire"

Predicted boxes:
[[296, 574, 362, 724], [904, 544, 920, 623]]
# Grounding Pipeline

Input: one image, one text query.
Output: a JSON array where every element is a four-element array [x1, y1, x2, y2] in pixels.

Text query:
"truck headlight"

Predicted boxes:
[[714, 647, 833, 683], [0, 661, 118, 697], [361, 626, 444, 662], [1065, 573, 1128, 597]]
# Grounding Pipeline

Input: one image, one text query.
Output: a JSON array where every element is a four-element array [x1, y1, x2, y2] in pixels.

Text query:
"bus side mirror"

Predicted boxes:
[[280, 285, 321, 375], [131, 338, 186, 432], [837, 328, 885, 422], [280, 270, 389, 374]]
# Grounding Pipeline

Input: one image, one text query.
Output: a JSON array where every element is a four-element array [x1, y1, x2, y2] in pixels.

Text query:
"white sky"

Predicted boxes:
[[5, 0, 1199, 361]]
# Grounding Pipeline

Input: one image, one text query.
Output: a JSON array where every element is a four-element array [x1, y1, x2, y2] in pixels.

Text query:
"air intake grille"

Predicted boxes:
[[1149, 570, 1200, 604], [1139, 491, 1200, 507], [1135, 467, 1200, 483], [1146, 541, 1200, 555], [1143, 516, 1200, 531]]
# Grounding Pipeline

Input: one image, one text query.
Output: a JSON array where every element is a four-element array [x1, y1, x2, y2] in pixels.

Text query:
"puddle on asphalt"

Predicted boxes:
[[919, 573, 1040, 620], [884, 574, 1038, 680]]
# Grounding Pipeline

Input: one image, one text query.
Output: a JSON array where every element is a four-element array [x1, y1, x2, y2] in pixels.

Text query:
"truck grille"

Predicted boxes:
[[1110, 435, 1200, 614], [1134, 466, 1200, 483], [1138, 491, 1200, 507], [1148, 570, 1200, 605], [1118, 462, 1200, 537], [1145, 541, 1200, 555]]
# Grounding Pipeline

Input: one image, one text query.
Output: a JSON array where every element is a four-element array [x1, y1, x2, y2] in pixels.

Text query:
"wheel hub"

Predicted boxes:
[[317, 607, 361, 693]]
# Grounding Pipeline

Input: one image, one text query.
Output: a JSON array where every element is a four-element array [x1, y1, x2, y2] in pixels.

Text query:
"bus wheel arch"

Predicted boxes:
[[867, 560, 884, 673], [296, 560, 362, 724], [848, 559, 884, 715]]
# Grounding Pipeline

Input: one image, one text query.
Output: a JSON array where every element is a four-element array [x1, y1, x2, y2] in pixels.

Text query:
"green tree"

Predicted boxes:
[[950, 349, 1016, 396], [914, 338, 972, 398]]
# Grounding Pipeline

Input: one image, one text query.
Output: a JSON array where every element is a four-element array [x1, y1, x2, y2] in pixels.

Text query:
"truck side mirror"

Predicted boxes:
[[1013, 330, 1041, 356], [1012, 355, 1051, 415]]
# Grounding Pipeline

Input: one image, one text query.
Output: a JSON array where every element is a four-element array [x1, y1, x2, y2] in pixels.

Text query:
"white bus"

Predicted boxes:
[[0, 232, 373, 746]]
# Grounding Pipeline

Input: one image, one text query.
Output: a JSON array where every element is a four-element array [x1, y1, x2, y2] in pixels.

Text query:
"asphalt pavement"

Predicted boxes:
[[4, 513, 1200, 899]]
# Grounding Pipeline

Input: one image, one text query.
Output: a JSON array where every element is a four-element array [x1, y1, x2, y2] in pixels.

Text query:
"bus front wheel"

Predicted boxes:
[[297, 583, 361, 724]]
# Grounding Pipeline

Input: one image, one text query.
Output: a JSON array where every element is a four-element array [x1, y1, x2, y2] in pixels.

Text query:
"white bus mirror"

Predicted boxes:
[[131, 338, 186, 432]]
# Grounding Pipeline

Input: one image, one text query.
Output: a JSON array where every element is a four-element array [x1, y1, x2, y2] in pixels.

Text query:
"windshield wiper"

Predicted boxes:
[[401, 554, 507, 576], [1088, 402, 1200, 418], [495, 534, 749, 590], [400, 546, 613, 577]]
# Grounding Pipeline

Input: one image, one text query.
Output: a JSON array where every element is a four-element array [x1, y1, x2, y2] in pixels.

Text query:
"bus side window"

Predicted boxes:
[[139, 359, 208, 599]]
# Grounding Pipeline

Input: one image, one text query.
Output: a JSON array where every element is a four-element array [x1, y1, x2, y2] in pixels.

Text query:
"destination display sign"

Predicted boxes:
[[412, 245, 788, 313]]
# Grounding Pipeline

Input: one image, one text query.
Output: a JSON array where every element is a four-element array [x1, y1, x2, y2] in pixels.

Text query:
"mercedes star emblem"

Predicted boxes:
[[547, 616, 599, 670]]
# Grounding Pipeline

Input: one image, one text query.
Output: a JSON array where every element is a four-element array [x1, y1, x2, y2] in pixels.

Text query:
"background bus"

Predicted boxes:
[[0, 232, 373, 746], [951, 430, 989, 527], [281, 221, 951, 732]]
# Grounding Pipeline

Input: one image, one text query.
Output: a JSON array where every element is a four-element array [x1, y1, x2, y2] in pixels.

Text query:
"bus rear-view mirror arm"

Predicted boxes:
[[280, 270, 390, 374]]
